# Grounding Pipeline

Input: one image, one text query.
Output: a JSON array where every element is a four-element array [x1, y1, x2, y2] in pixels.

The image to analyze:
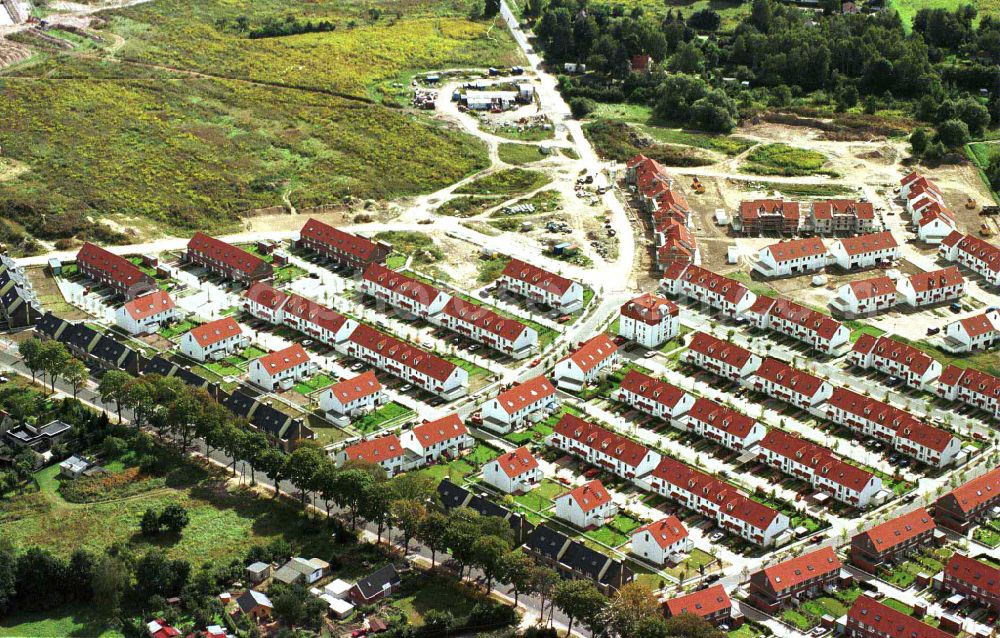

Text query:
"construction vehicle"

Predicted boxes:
[[981, 223, 993, 237], [982, 206, 1000, 216], [966, 198, 977, 210]]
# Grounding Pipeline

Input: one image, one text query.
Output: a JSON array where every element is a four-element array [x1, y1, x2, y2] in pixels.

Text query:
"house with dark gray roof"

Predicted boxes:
[[348, 564, 401, 605], [90, 335, 142, 374], [522, 524, 634, 594], [36, 311, 70, 340], [221, 390, 314, 449], [0, 262, 42, 330], [5, 420, 72, 451], [436, 480, 536, 544]]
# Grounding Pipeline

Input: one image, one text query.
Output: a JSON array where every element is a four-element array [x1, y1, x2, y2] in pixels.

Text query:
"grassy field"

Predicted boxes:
[[589, 103, 754, 156], [0, 0, 516, 246], [512, 479, 565, 513], [455, 168, 550, 197], [584, 119, 716, 166], [351, 400, 414, 434], [892, 333, 1000, 376], [742, 144, 836, 177], [0, 605, 124, 638], [889, 0, 1000, 30], [406, 442, 499, 484], [966, 141, 1000, 204], [498, 143, 548, 165]]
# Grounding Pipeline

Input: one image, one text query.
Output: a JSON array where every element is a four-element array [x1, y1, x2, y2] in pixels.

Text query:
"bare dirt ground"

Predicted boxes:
[[0, 37, 31, 69], [25, 266, 88, 319]]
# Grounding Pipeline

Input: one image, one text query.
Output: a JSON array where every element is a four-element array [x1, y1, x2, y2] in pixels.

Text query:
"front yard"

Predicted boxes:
[[512, 478, 565, 514], [584, 513, 643, 549], [881, 547, 953, 589], [782, 586, 861, 631], [973, 518, 1000, 548], [350, 401, 414, 434], [403, 443, 500, 485], [292, 372, 338, 396]]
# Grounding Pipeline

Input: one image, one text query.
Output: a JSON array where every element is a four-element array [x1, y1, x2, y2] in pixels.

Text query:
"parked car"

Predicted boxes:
[[529, 358, 541, 367], [950, 302, 962, 313], [557, 315, 572, 323], [927, 327, 941, 336]]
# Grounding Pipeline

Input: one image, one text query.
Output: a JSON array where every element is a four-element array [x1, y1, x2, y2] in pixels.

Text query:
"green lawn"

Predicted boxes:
[[498, 143, 547, 165], [0, 604, 124, 638], [454, 168, 550, 197], [292, 372, 338, 396], [584, 513, 642, 548], [782, 609, 816, 631], [390, 573, 482, 627], [159, 319, 198, 340], [665, 548, 717, 579], [882, 598, 914, 615], [742, 143, 836, 178], [386, 253, 408, 270], [405, 443, 499, 485], [891, 334, 1000, 377], [588, 104, 754, 156], [848, 322, 887, 343], [512, 478, 565, 513], [973, 519, 1000, 548], [351, 401, 414, 434], [444, 355, 493, 386]]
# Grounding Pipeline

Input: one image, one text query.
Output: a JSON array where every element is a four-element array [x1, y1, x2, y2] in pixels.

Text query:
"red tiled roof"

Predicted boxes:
[[553, 413, 653, 469], [410, 414, 467, 448], [906, 267, 963, 293], [442, 297, 530, 342], [122, 290, 175, 321], [941, 230, 964, 248], [763, 238, 826, 263], [836, 231, 898, 256], [944, 467, 1000, 515], [958, 312, 1000, 338], [664, 584, 730, 619], [677, 265, 751, 305], [188, 317, 242, 348], [493, 446, 539, 479], [852, 332, 878, 355], [76, 242, 152, 289], [686, 398, 759, 439], [244, 282, 289, 311], [561, 333, 618, 373], [768, 298, 845, 341], [630, 54, 652, 71], [759, 547, 842, 593], [256, 343, 310, 376], [848, 276, 896, 301], [327, 370, 381, 404], [739, 200, 800, 221], [760, 429, 875, 492], [502, 258, 575, 296], [300, 218, 383, 261], [827, 387, 924, 433], [187, 232, 269, 277], [493, 375, 555, 415], [687, 332, 755, 369], [745, 294, 777, 319], [855, 507, 935, 553], [848, 596, 951, 638], [661, 260, 692, 282], [342, 434, 404, 463], [753, 358, 828, 398], [620, 293, 678, 325], [896, 420, 956, 453], [362, 263, 446, 308], [900, 171, 920, 187], [634, 515, 688, 550], [812, 199, 875, 220], [949, 366, 1000, 400], [348, 324, 457, 382], [945, 554, 1000, 597], [282, 292, 350, 334], [869, 336, 936, 376], [953, 233, 1000, 273], [619, 370, 688, 410], [559, 479, 611, 513]]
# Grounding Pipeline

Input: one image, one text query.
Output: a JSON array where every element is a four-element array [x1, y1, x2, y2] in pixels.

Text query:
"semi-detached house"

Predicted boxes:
[[615, 369, 694, 421], [482, 446, 541, 494], [554, 479, 617, 529], [757, 429, 882, 508], [319, 370, 384, 423], [828, 231, 900, 270], [115, 290, 180, 335], [897, 267, 965, 308], [360, 263, 451, 320], [663, 585, 735, 627], [683, 331, 762, 381], [850, 334, 942, 389], [186, 232, 272, 283], [553, 333, 619, 391], [735, 199, 800, 236], [831, 276, 898, 316], [345, 324, 468, 399], [335, 434, 410, 478], [943, 310, 1000, 353], [281, 292, 357, 346], [480, 375, 558, 434], [748, 358, 833, 411], [661, 263, 757, 317], [747, 296, 850, 353], [439, 297, 537, 359], [243, 282, 290, 324], [648, 456, 789, 546], [849, 507, 937, 573], [682, 397, 766, 451], [939, 231, 1000, 287], [753, 237, 828, 278], [249, 343, 316, 392], [630, 515, 691, 566], [76, 242, 156, 299], [936, 365, 1000, 419], [808, 199, 877, 236], [549, 414, 660, 480], [295, 218, 392, 270], [400, 414, 472, 464], [748, 547, 844, 614], [179, 316, 248, 362], [498, 258, 583, 312]]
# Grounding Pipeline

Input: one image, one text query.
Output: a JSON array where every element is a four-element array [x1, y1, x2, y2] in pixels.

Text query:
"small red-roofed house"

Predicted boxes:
[[439, 297, 538, 358], [850, 507, 937, 573], [681, 397, 766, 450], [808, 199, 876, 236], [553, 333, 620, 391], [934, 467, 1000, 532], [335, 434, 408, 477], [630, 516, 691, 565], [935, 365, 1000, 419], [764, 298, 850, 353], [400, 414, 472, 463], [360, 263, 451, 320], [832, 276, 898, 316], [615, 369, 694, 421], [498, 258, 584, 312], [748, 546, 844, 613], [296, 218, 391, 270], [146, 619, 181, 638], [943, 310, 1000, 353], [683, 331, 762, 381], [319, 371, 384, 423], [115, 290, 179, 335], [480, 375, 558, 433], [249, 343, 316, 391], [850, 335, 941, 389], [186, 233, 272, 283], [550, 414, 661, 480], [846, 595, 951, 638], [829, 232, 900, 270], [897, 267, 965, 308], [661, 264, 757, 317], [939, 232, 1000, 286], [242, 282, 290, 324], [482, 446, 541, 494], [663, 585, 734, 627], [76, 242, 156, 299], [280, 292, 357, 346], [346, 324, 468, 399], [179, 317, 247, 362], [749, 358, 833, 410], [736, 200, 800, 236], [619, 293, 680, 348], [554, 479, 616, 529]]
